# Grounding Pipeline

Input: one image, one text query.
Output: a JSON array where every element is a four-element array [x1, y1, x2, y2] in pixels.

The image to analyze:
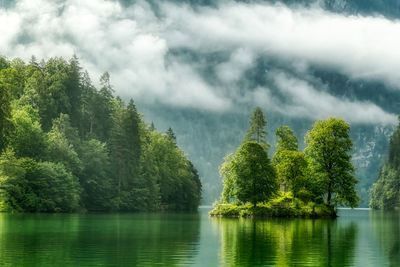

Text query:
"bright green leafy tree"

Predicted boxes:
[[272, 126, 302, 192], [229, 141, 277, 207], [305, 117, 359, 208]]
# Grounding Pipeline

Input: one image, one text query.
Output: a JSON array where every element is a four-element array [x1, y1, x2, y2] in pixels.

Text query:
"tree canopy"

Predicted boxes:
[[244, 107, 269, 151], [305, 117, 359, 208], [0, 56, 201, 213], [219, 113, 359, 214], [234, 141, 277, 206]]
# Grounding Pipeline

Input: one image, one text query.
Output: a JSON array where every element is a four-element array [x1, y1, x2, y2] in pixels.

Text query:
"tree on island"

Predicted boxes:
[[215, 114, 359, 217], [272, 126, 307, 197], [230, 141, 277, 207], [305, 117, 359, 208], [220, 108, 277, 206], [244, 106, 270, 151]]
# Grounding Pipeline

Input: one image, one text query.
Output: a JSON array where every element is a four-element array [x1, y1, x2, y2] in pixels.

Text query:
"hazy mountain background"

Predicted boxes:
[[2, 0, 400, 206]]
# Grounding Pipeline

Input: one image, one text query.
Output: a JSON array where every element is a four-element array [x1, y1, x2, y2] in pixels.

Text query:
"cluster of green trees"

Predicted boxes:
[[219, 107, 359, 212], [0, 56, 201, 212], [370, 118, 400, 210]]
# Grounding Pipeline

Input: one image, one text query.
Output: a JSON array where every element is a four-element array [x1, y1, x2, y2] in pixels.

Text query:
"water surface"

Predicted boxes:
[[0, 208, 398, 266]]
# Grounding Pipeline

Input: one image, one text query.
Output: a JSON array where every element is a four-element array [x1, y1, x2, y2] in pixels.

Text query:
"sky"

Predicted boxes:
[[1, 0, 399, 125]]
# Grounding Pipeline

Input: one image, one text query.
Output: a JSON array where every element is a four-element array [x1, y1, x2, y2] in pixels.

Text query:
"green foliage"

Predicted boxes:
[[144, 130, 201, 211], [370, 118, 400, 210], [33, 161, 81, 212], [110, 99, 143, 210], [0, 149, 29, 212], [46, 115, 80, 169], [275, 150, 307, 198], [0, 82, 13, 152], [370, 165, 399, 210], [244, 107, 269, 151], [220, 153, 236, 203], [0, 56, 10, 70], [8, 105, 46, 160], [222, 141, 278, 206], [275, 126, 298, 152], [166, 127, 177, 144], [0, 66, 26, 99], [388, 117, 400, 168], [210, 192, 334, 218], [272, 126, 306, 197], [80, 139, 115, 211], [219, 113, 359, 216], [305, 117, 359, 208], [0, 149, 80, 212], [0, 56, 202, 213]]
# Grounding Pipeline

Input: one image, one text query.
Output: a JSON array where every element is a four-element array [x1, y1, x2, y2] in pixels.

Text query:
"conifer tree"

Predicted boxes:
[[244, 107, 269, 151]]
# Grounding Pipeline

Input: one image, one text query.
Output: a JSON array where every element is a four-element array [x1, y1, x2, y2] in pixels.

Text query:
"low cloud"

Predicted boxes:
[[165, 1, 400, 87], [0, 0, 399, 124], [270, 72, 397, 125]]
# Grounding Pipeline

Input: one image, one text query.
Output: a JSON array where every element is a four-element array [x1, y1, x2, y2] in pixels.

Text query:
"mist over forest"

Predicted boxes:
[[2, 0, 400, 206]]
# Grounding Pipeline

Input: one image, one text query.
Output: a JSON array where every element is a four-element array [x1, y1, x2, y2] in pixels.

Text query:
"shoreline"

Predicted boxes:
[[209, 202, 337, 219]]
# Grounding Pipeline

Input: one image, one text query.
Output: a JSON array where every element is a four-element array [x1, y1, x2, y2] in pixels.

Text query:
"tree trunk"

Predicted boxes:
[[327, 181, 332, 205]]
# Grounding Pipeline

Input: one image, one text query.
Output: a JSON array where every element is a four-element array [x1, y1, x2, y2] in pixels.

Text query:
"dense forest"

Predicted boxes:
[[370, 118, 400, 210], [0, 56, 201, 213], [211, 108, 359, 217]]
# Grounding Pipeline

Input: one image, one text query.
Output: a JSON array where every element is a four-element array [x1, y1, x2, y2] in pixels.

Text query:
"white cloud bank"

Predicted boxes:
[[0, 0, 398, 124], [272, 72, 396, 125]]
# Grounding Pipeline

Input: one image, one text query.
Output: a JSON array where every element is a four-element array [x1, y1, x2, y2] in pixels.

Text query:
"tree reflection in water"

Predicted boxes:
[[212, 216, 358, 266]]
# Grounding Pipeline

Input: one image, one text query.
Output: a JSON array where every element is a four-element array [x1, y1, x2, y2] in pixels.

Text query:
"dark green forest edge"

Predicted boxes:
[[210, 108, 360, 218], [0, 56, 201, 213], [370, 118, 400, 210]]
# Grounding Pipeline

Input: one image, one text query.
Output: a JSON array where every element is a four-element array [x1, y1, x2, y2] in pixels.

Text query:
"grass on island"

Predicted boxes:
[[210, 192, 336, 218]]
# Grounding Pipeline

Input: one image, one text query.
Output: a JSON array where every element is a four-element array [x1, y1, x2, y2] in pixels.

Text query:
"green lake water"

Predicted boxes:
[[0, 208, 398, 266]]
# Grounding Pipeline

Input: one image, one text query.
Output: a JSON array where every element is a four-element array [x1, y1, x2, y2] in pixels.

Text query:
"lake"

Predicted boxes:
[[0, 207, 398, 266]]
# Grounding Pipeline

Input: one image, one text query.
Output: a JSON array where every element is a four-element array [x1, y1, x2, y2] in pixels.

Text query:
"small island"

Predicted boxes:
[[210, 108, 359, 218]]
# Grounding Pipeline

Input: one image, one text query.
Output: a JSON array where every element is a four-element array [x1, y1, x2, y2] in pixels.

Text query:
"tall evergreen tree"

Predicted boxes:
[[110, 99, 142, 210], [166, 127, 177, 144], [244, 107, 269, 151], [66, 55, 82, 128]]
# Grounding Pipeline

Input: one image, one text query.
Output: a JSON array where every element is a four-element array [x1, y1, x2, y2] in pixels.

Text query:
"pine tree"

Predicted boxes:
[[66, 55, 82, 128], [166, 127, 177, 144], [244, 107, 269, 151]]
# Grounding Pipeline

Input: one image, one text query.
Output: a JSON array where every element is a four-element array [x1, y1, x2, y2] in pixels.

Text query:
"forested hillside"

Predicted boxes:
[[0, 56, 201, 212], [370, 118, 400, 210]]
